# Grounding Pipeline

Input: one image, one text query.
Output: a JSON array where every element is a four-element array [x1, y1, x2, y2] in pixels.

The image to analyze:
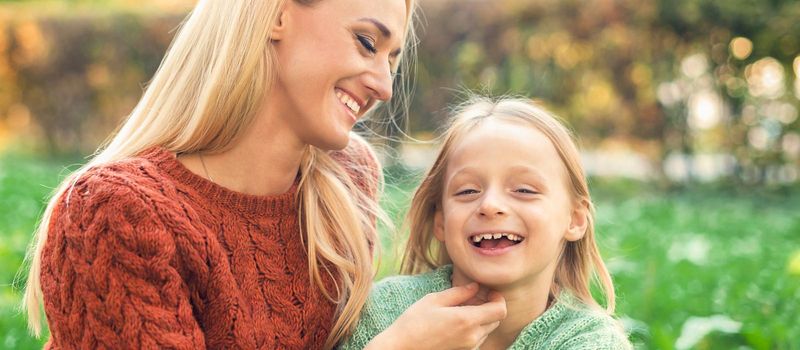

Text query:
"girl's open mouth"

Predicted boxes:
[[469, 232, 525, 250]]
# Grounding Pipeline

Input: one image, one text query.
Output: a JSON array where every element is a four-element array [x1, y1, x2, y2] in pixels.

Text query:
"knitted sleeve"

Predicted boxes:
[[40, 171, 206, 349]]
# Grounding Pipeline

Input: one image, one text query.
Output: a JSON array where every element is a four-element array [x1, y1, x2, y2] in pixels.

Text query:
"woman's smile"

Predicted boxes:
[[335, 87, 364, 123]]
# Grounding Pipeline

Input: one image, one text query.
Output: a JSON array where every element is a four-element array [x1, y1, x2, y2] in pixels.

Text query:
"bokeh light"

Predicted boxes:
[[688, 91, 723, 130], [681, 53, 708, 79], [730, 37, 753, 60], [746, 57, 785, 99], [783, 132, 800, 159], [748, 126, 769, 150], [794, 56, 800, 99]]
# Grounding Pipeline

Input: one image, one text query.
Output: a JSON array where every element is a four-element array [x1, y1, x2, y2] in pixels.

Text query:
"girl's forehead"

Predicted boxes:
[[451, 118, 550, 154], [444, 120, 564, 178]]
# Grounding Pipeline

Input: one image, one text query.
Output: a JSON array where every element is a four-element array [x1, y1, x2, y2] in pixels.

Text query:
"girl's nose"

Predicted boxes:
[[478, 190, 507, 218]]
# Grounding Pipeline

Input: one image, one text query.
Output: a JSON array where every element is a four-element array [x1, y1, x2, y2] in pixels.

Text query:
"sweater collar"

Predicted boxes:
[[140, 146, 299, 218]]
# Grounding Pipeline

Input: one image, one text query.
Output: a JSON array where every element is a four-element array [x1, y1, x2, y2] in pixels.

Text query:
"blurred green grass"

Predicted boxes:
[[2, 156, 798, 349]]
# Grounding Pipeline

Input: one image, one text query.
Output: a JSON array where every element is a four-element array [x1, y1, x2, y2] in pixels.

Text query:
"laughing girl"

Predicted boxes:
[[341, 97, 632, 349]]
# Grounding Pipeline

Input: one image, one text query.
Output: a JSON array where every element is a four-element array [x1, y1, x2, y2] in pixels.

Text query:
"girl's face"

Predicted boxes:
[[434, 118, 587, 291], [270, 0, 407, 150]]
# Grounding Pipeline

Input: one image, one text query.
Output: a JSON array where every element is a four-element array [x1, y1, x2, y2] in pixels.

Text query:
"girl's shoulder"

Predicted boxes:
[[371, 265, 453, 301], [558, 308, 631, 350], [513, 293, 632, 350]]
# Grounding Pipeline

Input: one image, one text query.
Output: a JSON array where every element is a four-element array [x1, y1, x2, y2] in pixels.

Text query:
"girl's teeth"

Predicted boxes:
[[470, 232, 525, 243]]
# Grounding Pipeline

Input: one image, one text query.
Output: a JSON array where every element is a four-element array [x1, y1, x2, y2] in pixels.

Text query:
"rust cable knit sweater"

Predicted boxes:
[[40, 137, 380, 349]]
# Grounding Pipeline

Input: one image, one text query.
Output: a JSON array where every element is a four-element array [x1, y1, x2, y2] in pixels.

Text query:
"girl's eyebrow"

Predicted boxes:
[[448, 166, 480, 178], [358, 17, 403, 57]]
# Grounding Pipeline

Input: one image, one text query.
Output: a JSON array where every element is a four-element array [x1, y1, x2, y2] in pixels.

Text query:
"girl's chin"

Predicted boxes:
[[452, 269, 517, 291]]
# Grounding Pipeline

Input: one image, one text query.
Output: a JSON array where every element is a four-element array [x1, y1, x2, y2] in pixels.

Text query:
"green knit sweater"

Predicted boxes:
[[339, 265, 631, 350]]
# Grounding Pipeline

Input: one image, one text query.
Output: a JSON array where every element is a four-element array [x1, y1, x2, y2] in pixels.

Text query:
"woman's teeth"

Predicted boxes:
[[470, 232, 523, 243], [336, 90, 361, 114]]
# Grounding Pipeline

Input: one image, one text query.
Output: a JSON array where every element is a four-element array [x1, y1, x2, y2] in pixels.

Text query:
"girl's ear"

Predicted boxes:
[[565, 198, 589, 241], [434, 210, 445, 242]]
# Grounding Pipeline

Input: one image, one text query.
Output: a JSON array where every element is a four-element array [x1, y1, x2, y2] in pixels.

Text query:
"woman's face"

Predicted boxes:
[[271, 0, 407, 150]]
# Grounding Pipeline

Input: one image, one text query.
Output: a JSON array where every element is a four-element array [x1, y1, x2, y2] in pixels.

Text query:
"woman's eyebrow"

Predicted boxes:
[[358, 18, 403, 58], [358, 17, 392, 38]]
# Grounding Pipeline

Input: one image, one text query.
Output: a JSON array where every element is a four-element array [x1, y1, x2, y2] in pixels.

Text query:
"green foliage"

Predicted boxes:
[[596, 190, 799, 349], [0, 153, 71, 349]]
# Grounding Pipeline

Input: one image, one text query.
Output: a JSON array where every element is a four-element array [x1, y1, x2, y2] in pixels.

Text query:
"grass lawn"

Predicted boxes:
[[1, 155, 798, 349]]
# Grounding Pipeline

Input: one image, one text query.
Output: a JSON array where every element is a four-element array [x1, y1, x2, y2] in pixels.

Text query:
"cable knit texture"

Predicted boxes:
[[338, 265, 632, 350], [40, 136, 380, 350]]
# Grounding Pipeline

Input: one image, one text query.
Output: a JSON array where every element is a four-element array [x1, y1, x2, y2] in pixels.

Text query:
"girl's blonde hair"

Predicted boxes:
[[22, 0, 418, 348], [400, 96, 616, 312]]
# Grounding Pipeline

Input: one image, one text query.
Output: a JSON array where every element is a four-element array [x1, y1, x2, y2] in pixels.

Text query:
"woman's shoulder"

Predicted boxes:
[[331, 132, 380, 168], [53, 148, 182, 225], [329, 133, 381, 195]]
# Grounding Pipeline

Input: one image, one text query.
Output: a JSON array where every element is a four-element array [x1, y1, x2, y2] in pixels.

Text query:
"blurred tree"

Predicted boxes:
[[0, 0, 797, 185]]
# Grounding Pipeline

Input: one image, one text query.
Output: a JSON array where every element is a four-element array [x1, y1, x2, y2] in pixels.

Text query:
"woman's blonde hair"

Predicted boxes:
[[22, 0, 418, 348], [399, 96, 616, 312]]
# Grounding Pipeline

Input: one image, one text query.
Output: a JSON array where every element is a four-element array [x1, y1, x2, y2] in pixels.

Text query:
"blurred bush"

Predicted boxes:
[[0, 6, 183, 154], [0, 0, 798, 186], [413, 0, 800, 186]]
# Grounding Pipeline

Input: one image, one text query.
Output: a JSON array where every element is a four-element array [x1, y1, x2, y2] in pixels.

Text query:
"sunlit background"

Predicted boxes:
[[0, 0, 798, 349]]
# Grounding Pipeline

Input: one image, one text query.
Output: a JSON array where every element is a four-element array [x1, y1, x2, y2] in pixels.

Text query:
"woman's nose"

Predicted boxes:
[[363, 60, 393, 102]]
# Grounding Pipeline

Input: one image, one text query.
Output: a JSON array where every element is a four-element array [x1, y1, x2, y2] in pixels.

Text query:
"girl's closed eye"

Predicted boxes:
[[455, 188, 480, 196], [515, 187, 539, 195], [356, 34, 377, 54]]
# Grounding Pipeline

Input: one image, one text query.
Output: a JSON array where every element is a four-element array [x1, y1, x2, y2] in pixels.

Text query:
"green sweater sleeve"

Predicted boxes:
[[337, 267, 453, 349]]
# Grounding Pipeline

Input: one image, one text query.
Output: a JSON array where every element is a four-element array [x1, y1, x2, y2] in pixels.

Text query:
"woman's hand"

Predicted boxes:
[[365, 283, 507, 350]]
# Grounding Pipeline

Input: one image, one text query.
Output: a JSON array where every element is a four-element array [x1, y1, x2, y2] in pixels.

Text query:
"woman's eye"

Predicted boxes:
[[356, 34, 377, 54], [515, 188, 538, 194]]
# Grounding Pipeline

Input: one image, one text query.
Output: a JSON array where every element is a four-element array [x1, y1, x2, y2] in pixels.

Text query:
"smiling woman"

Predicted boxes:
[[20, 0, 419, 349], [21, 0, 513, 349]]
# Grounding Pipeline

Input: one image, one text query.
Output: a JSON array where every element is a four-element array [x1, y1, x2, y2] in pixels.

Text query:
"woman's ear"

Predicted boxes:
[[434, 210, 445, 242], [271, 4, 291, 41], [565, 198, 590, 241]]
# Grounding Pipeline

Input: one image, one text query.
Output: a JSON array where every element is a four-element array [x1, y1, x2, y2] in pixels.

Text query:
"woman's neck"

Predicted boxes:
[[180, 102, 306, 196]]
